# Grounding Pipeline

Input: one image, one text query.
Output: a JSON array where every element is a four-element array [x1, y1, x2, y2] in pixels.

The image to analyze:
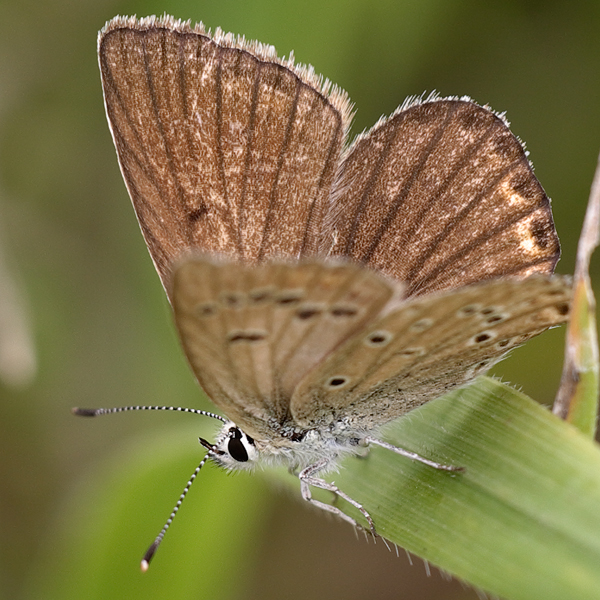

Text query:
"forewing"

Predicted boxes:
[[99, 16, 351, 295], [291, 275, 571, 429], [171, 257, 398, 438], [322, 99, 560, 296]]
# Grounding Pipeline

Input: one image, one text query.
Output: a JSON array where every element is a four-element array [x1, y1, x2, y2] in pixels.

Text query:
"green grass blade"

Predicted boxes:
[[330, 377, 600, 600]]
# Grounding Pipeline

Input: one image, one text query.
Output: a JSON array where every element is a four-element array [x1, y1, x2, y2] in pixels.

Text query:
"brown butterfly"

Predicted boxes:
[[75, 15, 571, 568]]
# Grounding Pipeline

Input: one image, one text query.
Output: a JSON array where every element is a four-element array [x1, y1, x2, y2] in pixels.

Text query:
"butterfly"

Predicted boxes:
[[75, 15, 571, 568]]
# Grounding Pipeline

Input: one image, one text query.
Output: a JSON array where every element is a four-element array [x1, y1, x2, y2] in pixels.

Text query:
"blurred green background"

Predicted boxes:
[[0, 1, 598, 599]]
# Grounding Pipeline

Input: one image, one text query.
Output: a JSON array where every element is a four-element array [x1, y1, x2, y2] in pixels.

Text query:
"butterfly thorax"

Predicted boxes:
[[209, 420, 369, 473]]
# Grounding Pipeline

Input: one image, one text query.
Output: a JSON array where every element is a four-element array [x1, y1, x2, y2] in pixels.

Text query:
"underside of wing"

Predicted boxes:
[[323, 99, 560, 296], [171, 257, 399, 439], [99, 16, 352, 295], [291, 275, 571, 430]]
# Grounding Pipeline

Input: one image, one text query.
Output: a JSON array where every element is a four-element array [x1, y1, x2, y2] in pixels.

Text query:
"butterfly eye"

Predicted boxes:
[[227, 428, 249, 462]]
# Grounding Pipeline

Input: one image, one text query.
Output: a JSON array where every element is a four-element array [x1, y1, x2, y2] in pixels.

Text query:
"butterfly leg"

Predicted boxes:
[[298, 459, 377, 535], [364, 437, 463, 472]]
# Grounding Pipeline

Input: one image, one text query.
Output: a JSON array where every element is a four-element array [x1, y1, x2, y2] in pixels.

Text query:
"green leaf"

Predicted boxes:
[[326, 376, 600, 600]]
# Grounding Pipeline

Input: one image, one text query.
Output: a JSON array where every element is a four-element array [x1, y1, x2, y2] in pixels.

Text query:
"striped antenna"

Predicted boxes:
[[72, 404, 227, 422], [140, 444, 217, 571], [72, 403, 227, 568]]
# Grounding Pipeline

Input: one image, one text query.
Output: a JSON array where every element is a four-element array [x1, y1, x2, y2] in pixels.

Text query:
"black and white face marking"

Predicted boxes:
[[209, 423, 258, 469]]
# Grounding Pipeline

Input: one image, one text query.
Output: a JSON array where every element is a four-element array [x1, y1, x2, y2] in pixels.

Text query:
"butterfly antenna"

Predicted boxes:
[[72, 404, 227, 570], [72, 404, 227, 423], [141, 446, 217, 571]]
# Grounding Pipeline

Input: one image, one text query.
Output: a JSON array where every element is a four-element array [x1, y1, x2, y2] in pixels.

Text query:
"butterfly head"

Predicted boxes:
[[204, 422, 259, 471]]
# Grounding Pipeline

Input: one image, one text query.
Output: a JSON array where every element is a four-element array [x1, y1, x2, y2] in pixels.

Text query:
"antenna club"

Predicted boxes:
[[141, 540, 159, 571], [72, 407, 99, 417]]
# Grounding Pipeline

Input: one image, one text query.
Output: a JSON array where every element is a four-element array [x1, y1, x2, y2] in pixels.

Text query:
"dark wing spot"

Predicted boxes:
[[546, 286, 567, 296], [457, 304, 481, 317], [492, 131, 519, 160], [509, 171, 539, 201], [221, 292, 245, 307], [296, 305, 323, 320], [556, 302, 569, 316], [365, 331, 393, 347], [486, 314, 506, 324], [529, 218, 552, 249], [188, 204, 208, 222], [249, 288, 273, 303], [330, 305, 358, 317], [276, 290, 304, 305], [227, 330, 268, 343], [196, 302, 218, 317], [474, 333, 492, 343], [397, 347, 424, 357], [326, 376, 349, 388]]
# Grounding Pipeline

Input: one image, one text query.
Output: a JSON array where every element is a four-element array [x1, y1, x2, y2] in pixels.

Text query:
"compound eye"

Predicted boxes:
[[227, 429, 249, 462]]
